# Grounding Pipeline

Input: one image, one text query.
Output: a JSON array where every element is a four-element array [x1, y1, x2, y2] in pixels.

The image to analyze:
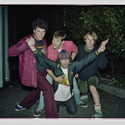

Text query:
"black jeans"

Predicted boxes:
[[56, 96, 77, 114]]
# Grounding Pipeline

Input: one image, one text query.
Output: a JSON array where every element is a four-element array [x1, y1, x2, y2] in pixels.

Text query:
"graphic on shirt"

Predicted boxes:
[[62, 75, 70, 86]]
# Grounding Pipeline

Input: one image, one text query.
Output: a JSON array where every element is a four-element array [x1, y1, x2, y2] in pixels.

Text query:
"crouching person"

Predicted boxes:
[[26, 38, 108, 116]]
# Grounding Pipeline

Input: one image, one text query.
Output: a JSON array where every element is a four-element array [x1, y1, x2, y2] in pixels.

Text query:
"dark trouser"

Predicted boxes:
[[56, 96, 77, 114], [20, 71, 58, 118]]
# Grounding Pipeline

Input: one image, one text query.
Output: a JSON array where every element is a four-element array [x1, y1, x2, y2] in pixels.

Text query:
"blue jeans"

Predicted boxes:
[[37, 76, 80, 111], [56, 96, 77, 114], [73, 77, 80, 105]]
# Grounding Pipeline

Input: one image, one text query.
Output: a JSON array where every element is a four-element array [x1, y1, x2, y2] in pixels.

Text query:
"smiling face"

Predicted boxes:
[[33, 27, 46, 41], [52, 36, 63, 49]]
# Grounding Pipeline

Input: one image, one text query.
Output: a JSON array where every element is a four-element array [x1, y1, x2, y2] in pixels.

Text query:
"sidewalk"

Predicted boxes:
[[0, 82, 125, 118]]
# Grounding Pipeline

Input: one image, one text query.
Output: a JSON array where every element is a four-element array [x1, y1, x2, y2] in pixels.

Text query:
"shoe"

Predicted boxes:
[[33, 109, 45, 117], [15, 104, 26, 111], [80, 95, 88, 101], [79, 101, 88, 108], [92, 112, 103, 118]]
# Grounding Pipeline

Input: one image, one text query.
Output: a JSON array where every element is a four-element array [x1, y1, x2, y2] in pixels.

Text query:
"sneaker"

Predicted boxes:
[[79, 101, 88, 108], [92, 112, 103, 118], [80, 95, 88, 101], [15, 104, 26, 111], [33, 109, 45, 118]]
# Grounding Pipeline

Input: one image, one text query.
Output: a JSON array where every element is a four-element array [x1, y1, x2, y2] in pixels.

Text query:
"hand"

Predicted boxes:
[[97, 39, 109, 54], [54, 75, 64, 83], [26, 37, 36, 51], [71, 52, 77, 61], [75, 74, 79, 78], [41, 48, 47, 55]]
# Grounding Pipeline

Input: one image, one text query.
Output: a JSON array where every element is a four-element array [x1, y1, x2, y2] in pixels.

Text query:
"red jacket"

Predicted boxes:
[[8, 35, 47, 88]]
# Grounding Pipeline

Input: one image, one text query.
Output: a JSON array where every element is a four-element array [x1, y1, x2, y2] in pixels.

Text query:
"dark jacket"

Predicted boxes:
[[34, 49, 98, 93], [76, 44, 108, 81]]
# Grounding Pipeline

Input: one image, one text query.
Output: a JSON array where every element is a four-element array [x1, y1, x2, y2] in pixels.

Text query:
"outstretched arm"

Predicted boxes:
[[73, 52, 97, 73], [26, 38, 65, 83], [74, 39, 109, 73], [26, 37, 57, 69], [34, 49, 57, 69]]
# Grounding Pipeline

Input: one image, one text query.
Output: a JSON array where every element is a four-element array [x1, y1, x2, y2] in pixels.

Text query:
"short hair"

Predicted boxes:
[[84, 32, 98, 41], [58, 50, 70, 60], [32, 18, 48, 31], [53, 30, 67, 39]]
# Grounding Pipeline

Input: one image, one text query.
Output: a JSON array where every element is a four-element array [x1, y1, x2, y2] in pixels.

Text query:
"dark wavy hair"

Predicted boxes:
[[32, 18, 48, 31]]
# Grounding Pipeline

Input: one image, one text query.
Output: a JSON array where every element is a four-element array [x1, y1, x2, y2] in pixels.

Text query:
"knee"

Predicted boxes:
[[89, 85, 97, 92]]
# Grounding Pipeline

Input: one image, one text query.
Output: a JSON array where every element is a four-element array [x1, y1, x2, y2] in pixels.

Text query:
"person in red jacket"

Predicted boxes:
[[8, 18, 58, 118]]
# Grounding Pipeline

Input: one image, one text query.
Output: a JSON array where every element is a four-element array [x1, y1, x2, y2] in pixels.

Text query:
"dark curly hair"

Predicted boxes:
[[32, 18, 48, 31]]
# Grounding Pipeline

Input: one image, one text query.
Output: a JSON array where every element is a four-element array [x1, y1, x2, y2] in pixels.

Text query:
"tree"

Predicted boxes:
[[64, 6, 125, 58]]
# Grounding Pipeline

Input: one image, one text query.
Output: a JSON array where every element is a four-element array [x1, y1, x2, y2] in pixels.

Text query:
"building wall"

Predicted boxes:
[[0, 6, 9, 88]]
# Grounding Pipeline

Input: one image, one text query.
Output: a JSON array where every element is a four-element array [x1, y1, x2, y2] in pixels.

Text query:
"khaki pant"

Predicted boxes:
[[77, 76, 99, 94]]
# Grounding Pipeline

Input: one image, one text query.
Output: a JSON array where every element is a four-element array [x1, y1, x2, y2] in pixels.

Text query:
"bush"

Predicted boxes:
[[64, 6, 125, 58]]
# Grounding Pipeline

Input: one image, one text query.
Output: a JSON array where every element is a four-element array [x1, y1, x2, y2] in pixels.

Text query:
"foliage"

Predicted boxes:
[[64, 6, 125, 57]]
